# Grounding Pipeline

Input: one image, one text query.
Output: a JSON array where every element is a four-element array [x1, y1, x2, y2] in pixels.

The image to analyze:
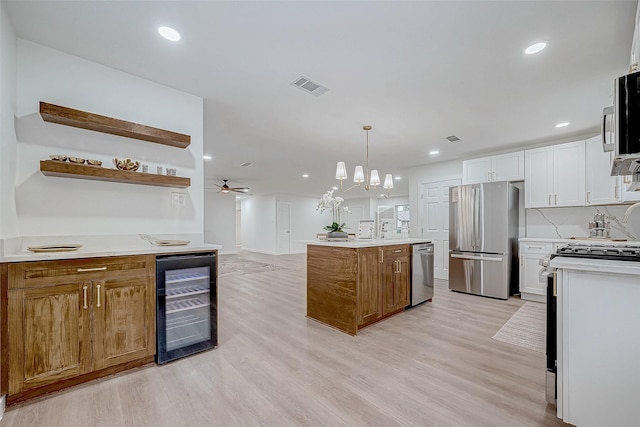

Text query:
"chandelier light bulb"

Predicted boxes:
[[370, 170, 381, 186], [354, 165, 365, 183], [335, 162, 347, 180], [383, 174, 394, 189]]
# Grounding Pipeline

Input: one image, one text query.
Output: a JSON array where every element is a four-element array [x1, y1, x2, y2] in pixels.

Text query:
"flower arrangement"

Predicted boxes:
[[316, 190, 346, 233]]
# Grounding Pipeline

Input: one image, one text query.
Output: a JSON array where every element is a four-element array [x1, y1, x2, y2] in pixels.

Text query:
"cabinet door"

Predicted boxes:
[[462, 157, 492, 184], [618, 175, 640, 202], [585, 136, 618, 205], [554, 141, 586, 207], [395, 257, 410, 309], [520, 254, 546, 296], [525, 147, 554, 208], [357, 247, 381, 326], [8, 283, 92, 394], [381, 258, 396, 316], [93, 276, 155, 370], [492, 151, 525, 182]]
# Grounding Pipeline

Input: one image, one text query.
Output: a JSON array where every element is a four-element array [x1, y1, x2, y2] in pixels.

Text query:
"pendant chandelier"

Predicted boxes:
[[335, 125, 393, 197]]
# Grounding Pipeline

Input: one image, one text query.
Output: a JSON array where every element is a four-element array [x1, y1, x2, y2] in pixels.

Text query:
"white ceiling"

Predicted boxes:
[[4, 0, 638, 199]]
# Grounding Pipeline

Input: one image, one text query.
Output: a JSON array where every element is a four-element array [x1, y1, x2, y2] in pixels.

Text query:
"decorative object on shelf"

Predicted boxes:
[[214, 179, 249, 194], [141, 164, 149, 173], [69, 157, 85, 164], [40, 160, 190, 188], [39, 102, 191, 148], [588, 212, 611, 239], [49, 154, 68, 161], [157, 166, 163, 174], [317, 190, 348, 238], [86, 159, 102, 166], [113, 158, 140, 171], [166, 168, 177, 176], [335, 125, 394, 198]]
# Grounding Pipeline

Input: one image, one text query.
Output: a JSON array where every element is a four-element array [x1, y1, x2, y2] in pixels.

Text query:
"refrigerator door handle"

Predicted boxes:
[[450, 253, 504, 262]]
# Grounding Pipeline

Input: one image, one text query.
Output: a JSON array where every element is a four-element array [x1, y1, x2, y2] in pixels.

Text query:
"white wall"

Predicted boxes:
[[14, 40, 204, 237], [241, 195, 277, 254], [0, 2, 18, 240], [240, 194, 328, 254], [276, 194, 330, 253], [203, 189, 237, 253]]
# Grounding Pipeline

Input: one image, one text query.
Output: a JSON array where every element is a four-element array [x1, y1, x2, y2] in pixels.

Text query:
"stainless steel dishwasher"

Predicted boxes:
[[409, 243, 434, 307]]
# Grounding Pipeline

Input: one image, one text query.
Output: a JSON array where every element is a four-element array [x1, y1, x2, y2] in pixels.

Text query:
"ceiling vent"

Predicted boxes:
[[290, 76, 329, 97], [240, 162, 252, 167], [445, 135, 461, 143]]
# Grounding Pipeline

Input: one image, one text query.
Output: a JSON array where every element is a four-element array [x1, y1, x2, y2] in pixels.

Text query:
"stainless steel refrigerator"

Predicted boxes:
[[448, 182, 519, 300]]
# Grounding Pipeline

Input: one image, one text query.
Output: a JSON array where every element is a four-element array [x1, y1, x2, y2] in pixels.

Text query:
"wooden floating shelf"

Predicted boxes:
[[40, 160, 191, 188], [39, 102, 191, 149]]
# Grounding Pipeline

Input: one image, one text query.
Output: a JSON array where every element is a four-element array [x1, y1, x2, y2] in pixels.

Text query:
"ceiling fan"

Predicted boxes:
[[214, 179, 249, 194]]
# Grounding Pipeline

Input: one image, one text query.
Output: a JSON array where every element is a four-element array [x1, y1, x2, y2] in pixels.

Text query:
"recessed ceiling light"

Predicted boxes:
[[302, 174, 309, 178], [524, 41, 547, 55], [429, 150, 440, 155], [395, 176, 401, 180], [555, 122, 570, 128], [332, 186, 338, 190], [158, 26, 181, 42], [203, 155, 212, 160]]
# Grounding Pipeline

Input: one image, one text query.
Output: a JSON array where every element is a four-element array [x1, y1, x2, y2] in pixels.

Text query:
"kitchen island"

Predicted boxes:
[[550, 255, 640, 427], [306, 239, 430, 335]]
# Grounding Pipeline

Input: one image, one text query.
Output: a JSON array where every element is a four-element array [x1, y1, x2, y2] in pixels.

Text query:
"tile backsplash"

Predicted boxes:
[[526, 205, 640, 241]]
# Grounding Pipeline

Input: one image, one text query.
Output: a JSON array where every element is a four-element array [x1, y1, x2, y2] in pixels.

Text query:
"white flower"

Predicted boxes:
[[317, 190, 345, 225]]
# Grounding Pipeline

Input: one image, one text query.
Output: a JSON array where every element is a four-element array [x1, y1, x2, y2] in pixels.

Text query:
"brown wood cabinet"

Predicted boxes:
[[307, 243, 411, 335], [381, 245, 410, 315], [7, 255, 155, 402]]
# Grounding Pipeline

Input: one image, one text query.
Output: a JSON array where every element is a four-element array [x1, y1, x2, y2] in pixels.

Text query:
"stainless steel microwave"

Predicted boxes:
[[603, 70, 640, 175]]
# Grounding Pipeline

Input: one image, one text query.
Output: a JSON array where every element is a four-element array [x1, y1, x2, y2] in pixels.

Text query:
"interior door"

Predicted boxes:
[[420, 178, 460, 280], [277, 202, 291, 254]]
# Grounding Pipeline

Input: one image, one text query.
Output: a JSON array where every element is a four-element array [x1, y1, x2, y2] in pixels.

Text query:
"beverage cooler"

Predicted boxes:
[[156, 252, 217, 364]]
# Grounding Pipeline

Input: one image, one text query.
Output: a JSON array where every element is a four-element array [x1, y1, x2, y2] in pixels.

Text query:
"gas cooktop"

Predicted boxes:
[[555, 243, 640, 261]]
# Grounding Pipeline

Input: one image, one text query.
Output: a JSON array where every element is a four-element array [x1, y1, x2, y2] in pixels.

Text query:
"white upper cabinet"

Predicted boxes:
[[525, 140, 585, 208], [585, 136, 618, 205], [462, 151, 524, 184]]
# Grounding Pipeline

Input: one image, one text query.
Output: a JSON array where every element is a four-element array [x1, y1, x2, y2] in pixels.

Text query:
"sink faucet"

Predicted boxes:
[[622, 202, 640, 223]]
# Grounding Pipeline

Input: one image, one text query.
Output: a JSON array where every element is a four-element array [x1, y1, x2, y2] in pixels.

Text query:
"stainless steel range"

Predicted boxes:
[[555, 242, 640, 261]]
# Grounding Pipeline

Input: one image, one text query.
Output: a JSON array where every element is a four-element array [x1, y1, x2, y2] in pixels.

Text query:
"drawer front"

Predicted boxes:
[[381, 245, 410, 260], [519, 242, 553, 255], [9, 255, 154, 289]]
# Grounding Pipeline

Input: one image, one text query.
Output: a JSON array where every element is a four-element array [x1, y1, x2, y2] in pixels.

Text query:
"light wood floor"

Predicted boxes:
[[1, 251, 568, 427]]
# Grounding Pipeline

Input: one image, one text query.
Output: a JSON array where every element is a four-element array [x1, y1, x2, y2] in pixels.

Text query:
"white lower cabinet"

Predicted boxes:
[[519, 241, 554, 302]]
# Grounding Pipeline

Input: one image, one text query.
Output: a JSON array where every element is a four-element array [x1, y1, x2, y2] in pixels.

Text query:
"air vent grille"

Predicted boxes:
[[291, 76, 329, 97], [240, 162, 252, 167], [445, 135, 461, 143]]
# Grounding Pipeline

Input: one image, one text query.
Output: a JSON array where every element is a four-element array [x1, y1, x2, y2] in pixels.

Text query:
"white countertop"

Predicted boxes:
[[0, 234, 221, 263], [306, 238, 431, 248]]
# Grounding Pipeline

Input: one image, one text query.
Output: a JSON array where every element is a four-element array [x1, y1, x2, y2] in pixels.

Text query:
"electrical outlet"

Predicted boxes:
[[171, 192, 187, 206]]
